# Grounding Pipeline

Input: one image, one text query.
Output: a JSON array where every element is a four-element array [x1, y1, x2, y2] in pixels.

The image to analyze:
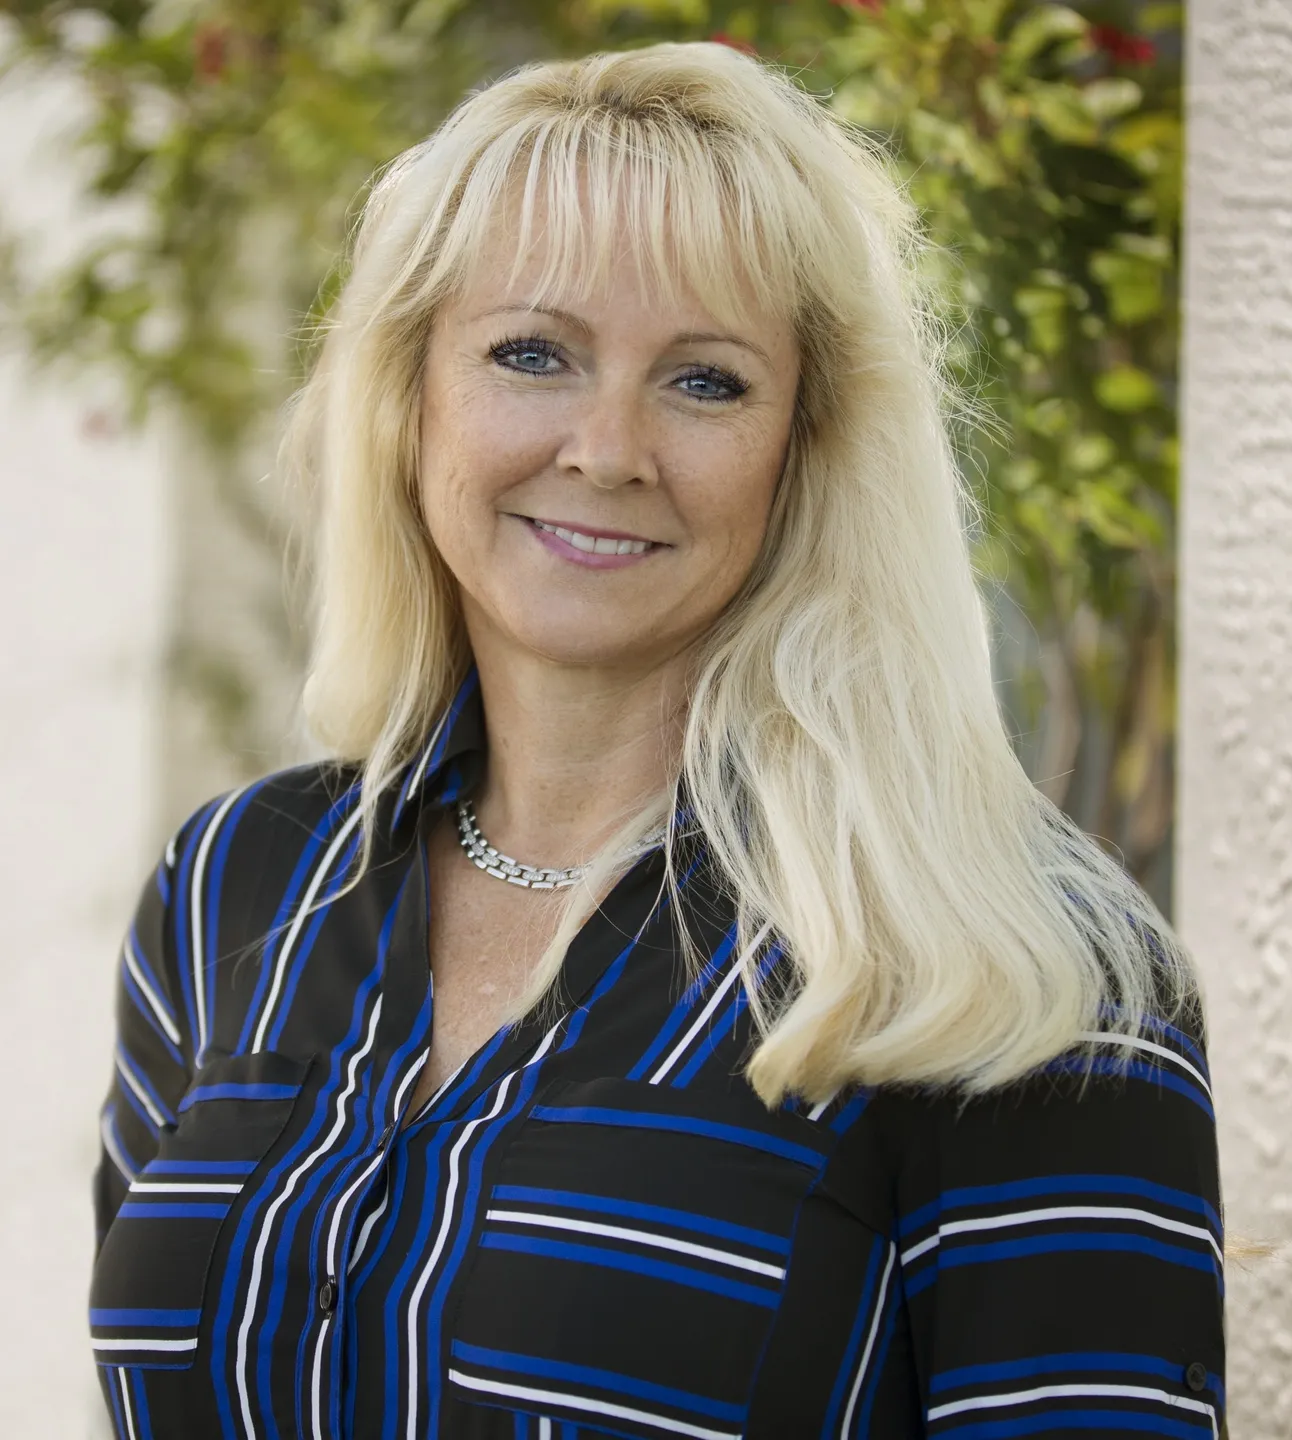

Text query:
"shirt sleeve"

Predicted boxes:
[[878, 1011, 1226, 1439], [92, 827, 196, 1253]]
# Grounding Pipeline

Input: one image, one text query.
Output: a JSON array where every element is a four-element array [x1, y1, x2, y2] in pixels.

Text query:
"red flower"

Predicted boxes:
[[193, 22, 229, 80], [831, 0, 883, 12], [708, 32, 757, 55], [1090, 23, 1156, 66]]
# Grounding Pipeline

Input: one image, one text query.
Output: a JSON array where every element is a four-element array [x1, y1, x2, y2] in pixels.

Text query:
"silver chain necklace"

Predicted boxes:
[[454, 796, 591, 889]]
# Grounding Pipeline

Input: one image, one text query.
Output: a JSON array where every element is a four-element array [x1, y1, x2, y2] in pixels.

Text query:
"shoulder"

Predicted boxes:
[[152, 759, 379, 950], [832, 1011, 1220, 1257], [817, 1004, 1218, 1211], [894, 1004, 1210, 1151], [163, 759, 366, 880]]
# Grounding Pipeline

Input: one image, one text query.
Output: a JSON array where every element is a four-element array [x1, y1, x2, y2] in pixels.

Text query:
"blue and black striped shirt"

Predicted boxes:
[[91, 663, 1226, 1438]]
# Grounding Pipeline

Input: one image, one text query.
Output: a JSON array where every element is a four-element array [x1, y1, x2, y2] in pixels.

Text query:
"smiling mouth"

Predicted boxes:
[[520, 516, 664, 556]]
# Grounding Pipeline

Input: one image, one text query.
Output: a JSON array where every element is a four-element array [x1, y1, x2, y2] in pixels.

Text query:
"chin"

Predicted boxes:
[[512, 630, 655, 669], [498, 609, 670, 670]]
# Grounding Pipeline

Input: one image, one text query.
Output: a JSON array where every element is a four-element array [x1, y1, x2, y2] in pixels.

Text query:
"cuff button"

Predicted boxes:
[[1185, 1361, 1208, 1393]]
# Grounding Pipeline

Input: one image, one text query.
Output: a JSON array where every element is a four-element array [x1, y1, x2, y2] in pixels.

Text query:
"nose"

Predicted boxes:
[[554, 380, 660, 491]]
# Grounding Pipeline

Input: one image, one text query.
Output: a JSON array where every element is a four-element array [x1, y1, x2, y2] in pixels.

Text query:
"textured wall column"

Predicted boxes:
[[1178, 0, 1292, 1425]]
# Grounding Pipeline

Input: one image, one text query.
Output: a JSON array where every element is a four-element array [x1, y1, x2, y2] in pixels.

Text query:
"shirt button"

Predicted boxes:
[[318, 1278, 337, 1315], [1185, 1361, 1208, 1392]]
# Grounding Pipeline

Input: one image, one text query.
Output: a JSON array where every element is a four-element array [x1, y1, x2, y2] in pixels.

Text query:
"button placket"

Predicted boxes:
[[321, 1119, 399, 1306]]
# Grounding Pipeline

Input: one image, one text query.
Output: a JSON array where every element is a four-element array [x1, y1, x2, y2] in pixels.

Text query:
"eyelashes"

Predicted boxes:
[[487, 332, 751, 404]]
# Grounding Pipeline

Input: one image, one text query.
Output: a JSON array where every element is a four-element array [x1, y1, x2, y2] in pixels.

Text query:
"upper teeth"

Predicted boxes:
[[532, 520, 652, 555]]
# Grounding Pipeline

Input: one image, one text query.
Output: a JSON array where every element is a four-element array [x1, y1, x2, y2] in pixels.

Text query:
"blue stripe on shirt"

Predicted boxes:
[[527, 1107, 825, 1170], [478, 1233, 781, 1308], [233, 780, 361, 1054], [450, 1339, 746, 1423], [625, 921, 739, 1081], [490, 1185, 791, 1256], [116, 1203, 233, 1220], [821, 1231, 886, 1435], [931, 1350, 1198, 1394], [932, 1408, 1214, 1440], [940, 1231, 1219, 1276], [1044, 1056, 1213, 1120], [899, 1172, 1221, 1243], [263, 826, 364, 1052], [120, 967, 185, 1067], [143, 1159, 258, 1175], [116, 1046, 177, 1127], [201, 779, 272, 1064], [172, 796, 223, 1052], [177, 1083, 301, 1112], [91, 1309, 203, 1327]]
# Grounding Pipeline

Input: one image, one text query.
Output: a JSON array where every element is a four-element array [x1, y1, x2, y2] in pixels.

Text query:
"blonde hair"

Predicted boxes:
[[286, 40, 1198, 1105]]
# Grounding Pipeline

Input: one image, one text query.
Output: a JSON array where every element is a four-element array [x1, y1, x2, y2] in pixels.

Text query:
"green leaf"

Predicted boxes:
[[1003, 456, 1042, 492], [1089, 250, 1164, 324], [830, 75, 892, 130], [1140, 4, 1183, 29], [580, 0, 707, 17], [1112, 232, 1171, 262], [1067, 433, 1117, 472], [1016, 490, 1077, 566], [1075, 479, 1163, 548], [1014, 284, 1067, 355], [1094, 365, 1159, 413], [1082, 78, 1143, 123], [1109, 112, 1180, 159], [1004, 5, 1087, 66], [1028, 83, 1099, 144], [1025, 396, 1073, 436]]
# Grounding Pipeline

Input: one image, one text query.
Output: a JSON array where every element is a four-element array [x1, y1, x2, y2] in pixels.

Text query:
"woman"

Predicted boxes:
[[90, 41, 1225, 1440]]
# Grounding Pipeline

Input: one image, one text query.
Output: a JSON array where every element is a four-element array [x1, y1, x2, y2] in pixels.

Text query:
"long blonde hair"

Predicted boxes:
[[286, 40, 1197, 1105]]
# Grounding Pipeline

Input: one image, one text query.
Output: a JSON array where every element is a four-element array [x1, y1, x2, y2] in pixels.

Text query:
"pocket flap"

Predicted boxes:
[[529, 1075, 832, 1170]]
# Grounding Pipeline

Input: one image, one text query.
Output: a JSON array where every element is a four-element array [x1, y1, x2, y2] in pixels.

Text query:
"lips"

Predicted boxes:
[[515, 514, 666, 569], [530, 519, 654, 555]]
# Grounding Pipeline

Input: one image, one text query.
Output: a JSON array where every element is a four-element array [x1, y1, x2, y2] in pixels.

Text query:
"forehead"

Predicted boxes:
[[449, 158, 792, 341], [456, 245, 758, 344]]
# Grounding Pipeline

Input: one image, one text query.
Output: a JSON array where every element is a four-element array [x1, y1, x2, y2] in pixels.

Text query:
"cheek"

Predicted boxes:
[[689, 466, 779, 571], [419, 414, 519, 541], [418, 464, 484, 590]]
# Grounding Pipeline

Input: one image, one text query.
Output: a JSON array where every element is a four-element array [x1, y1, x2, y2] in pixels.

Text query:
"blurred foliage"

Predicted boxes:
[[0, 0, 1182, 894]]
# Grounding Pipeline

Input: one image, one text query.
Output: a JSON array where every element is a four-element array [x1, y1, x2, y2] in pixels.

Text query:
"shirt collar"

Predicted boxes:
[[390, 661, 485, 834]]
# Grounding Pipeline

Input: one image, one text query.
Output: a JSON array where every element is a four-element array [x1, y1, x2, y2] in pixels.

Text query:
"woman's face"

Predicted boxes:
[[418, 212, 801, 676]]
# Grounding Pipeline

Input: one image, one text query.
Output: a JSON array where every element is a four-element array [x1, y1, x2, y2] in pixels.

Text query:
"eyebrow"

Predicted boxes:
[[473, 304, 774, 367]]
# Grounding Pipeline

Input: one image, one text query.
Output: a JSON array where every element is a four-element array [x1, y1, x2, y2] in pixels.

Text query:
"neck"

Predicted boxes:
[[464, 632, 692, 871]]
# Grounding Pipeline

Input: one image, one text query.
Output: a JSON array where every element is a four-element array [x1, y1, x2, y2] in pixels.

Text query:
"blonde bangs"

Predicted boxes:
[[436, 94, 804, 348]]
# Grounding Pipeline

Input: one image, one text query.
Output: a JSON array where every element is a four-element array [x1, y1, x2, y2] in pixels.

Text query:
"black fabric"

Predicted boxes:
[[90, 664, 1226, 1439]]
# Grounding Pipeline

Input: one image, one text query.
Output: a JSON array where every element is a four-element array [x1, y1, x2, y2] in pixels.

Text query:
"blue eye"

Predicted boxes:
[[490, 334, 562, 375], [676, 368, 749, 403], [488, 334, 750, 404]]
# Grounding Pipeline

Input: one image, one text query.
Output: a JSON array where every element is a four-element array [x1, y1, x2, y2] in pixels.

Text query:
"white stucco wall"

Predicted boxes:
[[0, 67, 168, 1437], [1178, 0, 1292, 1428]]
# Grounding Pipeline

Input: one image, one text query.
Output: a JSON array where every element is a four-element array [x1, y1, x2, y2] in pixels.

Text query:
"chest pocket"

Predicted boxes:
[[446, 1075, 832, 1439], [90, 1049, 310, 1370]]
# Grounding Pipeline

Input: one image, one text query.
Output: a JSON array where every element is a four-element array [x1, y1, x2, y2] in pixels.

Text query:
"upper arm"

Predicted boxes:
[[94, 827, 196, 1249], [887, 1022, 1225, 1438]]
